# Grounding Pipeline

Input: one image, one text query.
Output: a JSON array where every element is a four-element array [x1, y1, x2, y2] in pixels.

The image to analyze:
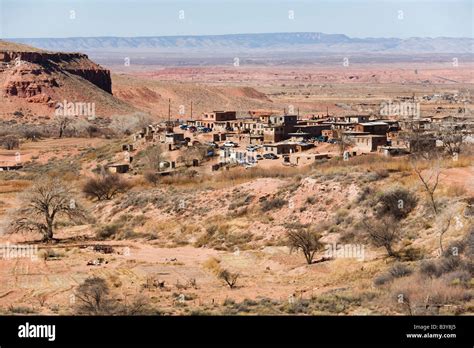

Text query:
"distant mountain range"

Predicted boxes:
[[8, 33, 474, 55]]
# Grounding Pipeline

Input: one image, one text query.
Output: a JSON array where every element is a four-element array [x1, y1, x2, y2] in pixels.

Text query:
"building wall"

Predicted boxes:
[[263, 126, 285, 143], [203, 111, 237, 122], [354, 136, 387, 153], [355, 124, 389, 135]]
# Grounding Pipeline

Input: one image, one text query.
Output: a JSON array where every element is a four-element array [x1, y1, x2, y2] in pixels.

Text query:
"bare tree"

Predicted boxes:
[[362, 216, 401, 258], [1, 135, 20, 150], [55, 115, 73, 138], [287, 225, 324, 264], [110, 113, 153, 135], [11, 178, 87, 242], [411, 158, 441, 215], [438, 215, 452, 254], [142, 145, 165, 172]]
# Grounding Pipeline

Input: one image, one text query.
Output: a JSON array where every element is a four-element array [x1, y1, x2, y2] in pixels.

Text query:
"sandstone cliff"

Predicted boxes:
[[0, 40, 135, 119]]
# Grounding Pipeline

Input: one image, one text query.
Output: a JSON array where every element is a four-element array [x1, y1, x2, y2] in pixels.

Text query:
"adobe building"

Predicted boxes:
[[352, 135, 387, 153], [354, 121, 390, 135], [263, 125, 286, 143], [292, 124, 331, 137]]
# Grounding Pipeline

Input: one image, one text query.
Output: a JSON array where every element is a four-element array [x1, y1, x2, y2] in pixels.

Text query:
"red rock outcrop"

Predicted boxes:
[[0, 51, 112, 94]]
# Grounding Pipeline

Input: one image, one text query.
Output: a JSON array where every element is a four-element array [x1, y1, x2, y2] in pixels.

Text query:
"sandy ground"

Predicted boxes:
[[0, 137, 110, 166]]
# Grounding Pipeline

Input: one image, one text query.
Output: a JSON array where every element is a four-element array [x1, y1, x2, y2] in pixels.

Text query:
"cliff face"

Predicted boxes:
[[0, 51, 112, 95], [0, 40, 137, 119]]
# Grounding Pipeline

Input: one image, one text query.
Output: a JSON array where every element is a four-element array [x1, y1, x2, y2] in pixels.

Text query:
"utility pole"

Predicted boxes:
[[167, 98, 172, 132], [190, 101, 193, 120], [168, 98, 171, 124]]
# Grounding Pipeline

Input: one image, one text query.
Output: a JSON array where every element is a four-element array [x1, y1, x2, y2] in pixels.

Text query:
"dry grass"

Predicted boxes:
[[0, 180, 31, 194], [202, 257, 222, 275], [389, 275, 470, 315]]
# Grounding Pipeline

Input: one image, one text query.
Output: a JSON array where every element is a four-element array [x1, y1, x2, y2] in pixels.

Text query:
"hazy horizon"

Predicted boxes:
[[3, 31, 474, 40]]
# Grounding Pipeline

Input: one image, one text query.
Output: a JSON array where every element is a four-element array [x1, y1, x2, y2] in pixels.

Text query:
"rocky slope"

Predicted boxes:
[[0, 40, 135, 120]]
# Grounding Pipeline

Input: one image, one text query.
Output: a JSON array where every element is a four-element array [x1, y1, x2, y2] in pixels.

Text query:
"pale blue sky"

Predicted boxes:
[[1, 0, 473, 38]]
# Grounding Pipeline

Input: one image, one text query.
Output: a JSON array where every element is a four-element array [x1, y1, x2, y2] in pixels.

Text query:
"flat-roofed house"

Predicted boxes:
[[354, 121, 389, 135], [352, 134, 387, 153], [263, 125, 286, 143]]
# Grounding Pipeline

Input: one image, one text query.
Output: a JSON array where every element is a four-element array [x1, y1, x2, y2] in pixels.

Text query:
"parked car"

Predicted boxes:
[[263, 153, 279, 160], [256, 154, 263, 161], [246, 145, 257, 152], [179, 124, 188, 130], [202, 127, 212, 133], [188, 126, 197, 132], [224, 141, 238, 147]]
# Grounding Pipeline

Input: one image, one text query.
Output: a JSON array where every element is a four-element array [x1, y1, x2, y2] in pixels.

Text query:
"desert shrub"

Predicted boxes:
[[75, 277, 115, 315], [442, 270, 472, 287], [374, 273, 393, 286], [260, 197, 287, 212], [375, 169, 389, 179], [23, 129, 42, 141], [389, 263, 413, 278], [419, 260, 441, 278], [311, 293, 362, 314], [194, 223, 252, 250], [334, 208, 349, 225], [374, 263, 412, 286], [86, 125, 100, 138], [96, 224, 120, 240], [218, 269, 240, 289], [464, 226, 474, 257], [376, 187, 418, 220], [39, 248, 64, 261], [390, 276, 470, 315], [83, 173, 132, 201], [8, 306, 36, 314], [439, 256, 461, 274], [228, 194, 254, 210], [144, 170, 160, 186], [223, 298, 236, 306], [398, 247, 425, 261], [442, 240, 466, 258], [357, 186, 374, 203], [202, 257, 222, 274]]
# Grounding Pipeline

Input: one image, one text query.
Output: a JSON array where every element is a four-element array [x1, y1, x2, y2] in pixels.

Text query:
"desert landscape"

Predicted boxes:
[[0, 21, 473, 319]]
